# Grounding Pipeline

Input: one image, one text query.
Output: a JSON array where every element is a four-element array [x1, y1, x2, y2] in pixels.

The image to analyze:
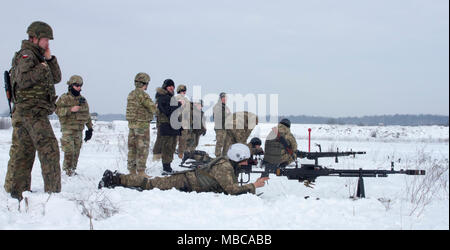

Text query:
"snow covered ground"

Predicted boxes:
[[0, 120, 448, 230]]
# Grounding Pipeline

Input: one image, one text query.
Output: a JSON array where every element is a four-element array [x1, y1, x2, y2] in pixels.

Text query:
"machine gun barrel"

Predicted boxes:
[[296, 150, 366, 164], [276, 163, 425, 198]]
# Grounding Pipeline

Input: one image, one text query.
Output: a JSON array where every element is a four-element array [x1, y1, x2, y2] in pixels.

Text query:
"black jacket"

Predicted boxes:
[[156, 87, 182, 136]]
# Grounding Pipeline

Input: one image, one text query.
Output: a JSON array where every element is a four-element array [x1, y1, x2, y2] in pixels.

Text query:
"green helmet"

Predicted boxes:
[[67, 75, 83, 86], [135, 72, 150, 88], [27, 21, 54, 40], [177, 85, 187, 93]]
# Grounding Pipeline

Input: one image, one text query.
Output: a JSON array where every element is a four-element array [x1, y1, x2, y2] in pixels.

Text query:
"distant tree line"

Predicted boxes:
[[4, 112, 448, 127], [277, 114, 449, 126]]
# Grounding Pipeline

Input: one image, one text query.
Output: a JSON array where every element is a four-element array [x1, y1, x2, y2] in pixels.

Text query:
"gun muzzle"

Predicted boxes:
[[405, 170, 426, 175]]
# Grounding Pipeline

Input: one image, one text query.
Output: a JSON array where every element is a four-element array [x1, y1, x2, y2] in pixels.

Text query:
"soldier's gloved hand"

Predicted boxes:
[[84, 128, 93, 142]]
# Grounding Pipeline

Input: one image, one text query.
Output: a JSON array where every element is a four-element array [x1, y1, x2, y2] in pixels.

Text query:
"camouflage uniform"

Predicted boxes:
[[6, 26, 62, 199], [152, 92, 162, 161], [264, 123, 297, 165], [222, 111, 258, 156], [55, 75, 93, 175], [185, 101, 206, 152], [119, 157, 256, 195], [126, 73, 156, 173], [175, 91, 190, 156], [213, 100, 231, 157]]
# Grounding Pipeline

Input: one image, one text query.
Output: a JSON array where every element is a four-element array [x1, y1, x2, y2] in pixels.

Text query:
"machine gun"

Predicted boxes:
[[275, 153, 425, 198], [239, 148, 425, 198]]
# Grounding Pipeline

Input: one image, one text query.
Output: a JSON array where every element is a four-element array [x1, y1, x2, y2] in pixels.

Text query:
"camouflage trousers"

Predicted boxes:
[[186, 132, 201, 153], [61, 129, 83, 174], [120, 171, 201, 192], [152, 123, 161, 155], [177, 130, 193, 155], [161, 135, 177, 164], [4, 125, 35, 193], [128, 128, 150, 172], [4, 111, 61, 198], [215, 129, 226, 157]]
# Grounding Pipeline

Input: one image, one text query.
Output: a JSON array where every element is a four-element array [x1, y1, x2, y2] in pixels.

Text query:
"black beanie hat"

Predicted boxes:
[[280, 118, 291, 128], [162, 79, 175, 89]]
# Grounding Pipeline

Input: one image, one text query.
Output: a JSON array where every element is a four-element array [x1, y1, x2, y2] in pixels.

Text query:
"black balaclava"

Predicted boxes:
[[69, 86, 81, 97]]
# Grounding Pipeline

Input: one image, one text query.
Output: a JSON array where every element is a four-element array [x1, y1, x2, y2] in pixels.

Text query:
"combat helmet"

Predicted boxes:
[[27, 21, 54, 39], [67, 75, 83, 86], [135, 72, 150, 88], [177, 85, 187, 94]]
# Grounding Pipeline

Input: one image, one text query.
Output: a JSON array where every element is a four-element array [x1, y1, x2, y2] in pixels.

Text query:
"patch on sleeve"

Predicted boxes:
[[22, 55, 29, 59]]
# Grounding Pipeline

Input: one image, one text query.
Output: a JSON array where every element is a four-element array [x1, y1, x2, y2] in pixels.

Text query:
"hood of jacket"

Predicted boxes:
[[155, 87, 173, 99]]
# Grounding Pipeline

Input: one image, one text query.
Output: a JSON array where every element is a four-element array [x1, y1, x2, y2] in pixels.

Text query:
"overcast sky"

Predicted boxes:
[[0, 0, 448, 117]]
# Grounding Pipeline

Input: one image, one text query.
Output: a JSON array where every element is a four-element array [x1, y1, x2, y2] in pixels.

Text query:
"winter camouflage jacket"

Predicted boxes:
[[213, 101, 230, 130], [264, 123, 298, 165], [126, 88, 156, 129], [188, 157, 256, 195], [56, 91, 93, 131], [10, 40, 61, 115]]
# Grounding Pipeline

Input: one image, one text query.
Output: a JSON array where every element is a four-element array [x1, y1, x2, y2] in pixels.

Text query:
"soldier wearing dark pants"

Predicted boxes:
[[155, 79, 183, 173], [5, 21, 62, 200], [99, 143, 269, 195]]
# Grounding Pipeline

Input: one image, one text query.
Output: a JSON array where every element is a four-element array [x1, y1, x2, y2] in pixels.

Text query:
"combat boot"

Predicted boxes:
[[98, 170, 122, 189], [65, 169, 73, 176], [162, 163, 173, 174], [66, 170, 78, 177]]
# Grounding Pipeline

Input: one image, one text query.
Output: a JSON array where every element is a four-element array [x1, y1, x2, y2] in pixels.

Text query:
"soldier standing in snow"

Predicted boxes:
[[55, 75, 93, 176], [155, 79, 183, 174], [213, 92, 231, 157], [125, 73, 157, 177], [4, 21, 62, 200], [175, 84, 190, 159]]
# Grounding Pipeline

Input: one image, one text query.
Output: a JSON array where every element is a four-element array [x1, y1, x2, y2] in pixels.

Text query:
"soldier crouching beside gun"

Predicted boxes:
[[98, 143, 269, 195]]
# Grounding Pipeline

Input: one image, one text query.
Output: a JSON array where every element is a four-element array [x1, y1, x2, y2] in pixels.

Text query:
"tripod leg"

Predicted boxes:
[[356, 176, 365, 198]]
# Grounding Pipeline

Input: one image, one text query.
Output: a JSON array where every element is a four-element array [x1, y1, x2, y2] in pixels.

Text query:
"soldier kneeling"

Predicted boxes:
[[98, 143, 269, 195]]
